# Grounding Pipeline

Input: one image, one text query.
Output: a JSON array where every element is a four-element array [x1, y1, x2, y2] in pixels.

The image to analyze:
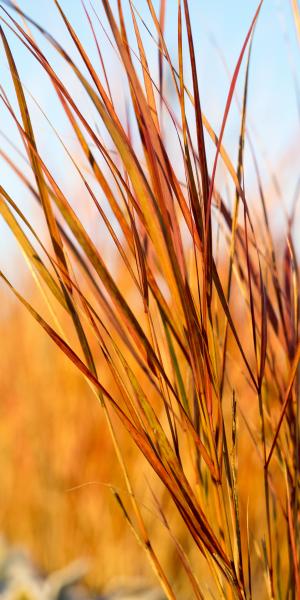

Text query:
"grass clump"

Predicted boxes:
[[0, 1, 299, 598]]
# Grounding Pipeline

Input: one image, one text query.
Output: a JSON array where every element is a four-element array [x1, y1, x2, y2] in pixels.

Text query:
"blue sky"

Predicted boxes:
[[10, 0, 297, 154], [0, 0, 299, 278]]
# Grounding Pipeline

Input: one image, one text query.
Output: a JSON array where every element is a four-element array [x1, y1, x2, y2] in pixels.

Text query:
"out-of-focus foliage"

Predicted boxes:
[[0, 537, 90, 599], [0, 537, 164, 599]]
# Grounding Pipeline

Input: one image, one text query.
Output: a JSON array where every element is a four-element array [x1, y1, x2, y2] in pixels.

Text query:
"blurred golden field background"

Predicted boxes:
[[0, 279, 165, 591]]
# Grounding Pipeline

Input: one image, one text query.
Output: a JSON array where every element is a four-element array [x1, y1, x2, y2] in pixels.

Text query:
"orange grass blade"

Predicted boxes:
[[266, 340, 300, 467], [291, 0, 300, 44]]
